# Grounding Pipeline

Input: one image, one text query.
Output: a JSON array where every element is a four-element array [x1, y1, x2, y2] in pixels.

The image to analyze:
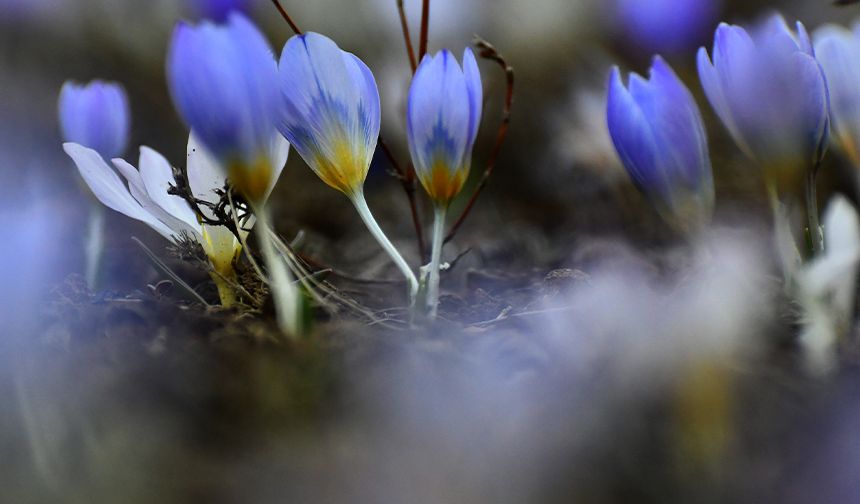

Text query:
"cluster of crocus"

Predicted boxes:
[[60, 10, 486, 327], [607, 14, 830, 245]]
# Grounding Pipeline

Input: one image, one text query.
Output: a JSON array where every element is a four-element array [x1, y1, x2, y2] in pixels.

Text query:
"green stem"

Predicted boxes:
[[350, 191, 419, 303], [84, 203, 104, 289], [256, 208, 301, 337], [806, 164, 823, 255], [427, 205, 447, 318]]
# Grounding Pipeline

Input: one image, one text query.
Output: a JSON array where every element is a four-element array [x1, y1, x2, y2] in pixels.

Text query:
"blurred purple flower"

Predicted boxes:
[[58, 80, 130, 160], [607, 56, 714, 232], [615, 0, 720, 54], [814, 24, 860, 167], [697, 14, 829, 181], [190, 0, 250, 22], [166, 13, 282, 202], [407, 48, 483, 205]]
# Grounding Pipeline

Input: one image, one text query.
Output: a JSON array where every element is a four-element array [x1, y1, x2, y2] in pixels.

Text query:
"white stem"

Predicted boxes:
[[351, 191, 419, 302], [84, 203, 105, 289], [256, 208, 301, 337], [427, 205, 447, 318]]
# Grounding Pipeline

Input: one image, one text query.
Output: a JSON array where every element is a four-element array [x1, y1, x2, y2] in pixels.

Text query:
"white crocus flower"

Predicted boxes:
[[62, 133, 289, 305], [798, 196, 860, 375]]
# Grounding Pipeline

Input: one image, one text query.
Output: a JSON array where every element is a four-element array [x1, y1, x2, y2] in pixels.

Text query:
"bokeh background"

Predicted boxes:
[[5, 0, 860, 502]]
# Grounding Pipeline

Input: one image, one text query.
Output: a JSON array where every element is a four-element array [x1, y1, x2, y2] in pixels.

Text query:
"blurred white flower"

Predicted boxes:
[[798, 196, 860, 375]]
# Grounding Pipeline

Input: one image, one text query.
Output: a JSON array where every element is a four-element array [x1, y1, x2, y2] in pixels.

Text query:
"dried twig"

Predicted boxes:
[[444, 36, 514, 244], [396, 0, 418, 72], [418, 0, 430, 59], [269, 0, 302, 34], [379, 135, 427, 261]]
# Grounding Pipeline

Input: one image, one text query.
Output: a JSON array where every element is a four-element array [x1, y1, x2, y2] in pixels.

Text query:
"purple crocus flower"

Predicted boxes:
[[607, 56, 714, 231], [814, 24, 860, 167], [58, 80, 130, 160], [166, 13, 282, 202], [406, 48, 483, 205], [697, 14, 829, 182], [277, 32, 381, 197], [190, 0, 250, 22], [615, 0, 720, 54]]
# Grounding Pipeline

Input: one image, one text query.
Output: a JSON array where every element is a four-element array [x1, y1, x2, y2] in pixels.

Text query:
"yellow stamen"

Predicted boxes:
[[228, 155, 272, 204]]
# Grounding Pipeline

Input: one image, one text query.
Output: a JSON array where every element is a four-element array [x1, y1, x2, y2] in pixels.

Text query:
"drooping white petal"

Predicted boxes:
[[112, 158, 201, 240], [63, 142, 176, 240], [138, 147, 200, 232]]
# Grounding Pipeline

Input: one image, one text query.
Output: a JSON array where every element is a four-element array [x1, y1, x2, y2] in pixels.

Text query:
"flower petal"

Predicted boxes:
[[63, 142, 175, 240]]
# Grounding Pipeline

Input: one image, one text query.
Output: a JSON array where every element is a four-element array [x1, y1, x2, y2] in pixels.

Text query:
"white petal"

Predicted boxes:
[[139, 146, 200, 231], [262, 133, 290, 204], [187, 132, 227, 212], [63, 142, 175, 240], [112, 158, 202, 240]]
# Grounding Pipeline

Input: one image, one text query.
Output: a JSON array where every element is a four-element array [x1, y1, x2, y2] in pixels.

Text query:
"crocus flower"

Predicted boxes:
[[405, 48, 483, 317], [278, 32, 419, 302], [407, 48, 483, 205], [614, 0, 720, 55], [167, 13, 281, 203], [278, 32, 381, 196], [697, 14, 829, 185], [190, 0, 249, 22], [813, 24, 860, 167], [58, 80, 130, 160], [61, 134, 288, 304], [607, 56, 714, 232]]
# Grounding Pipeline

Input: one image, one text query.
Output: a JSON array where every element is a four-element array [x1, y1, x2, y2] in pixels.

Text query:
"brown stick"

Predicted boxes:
[[444, 36, 514, 244], [396, 0, 418, 72], [379, 135, 427, 259], [418, 0, 430, 59], [269, 0, 302, 35]]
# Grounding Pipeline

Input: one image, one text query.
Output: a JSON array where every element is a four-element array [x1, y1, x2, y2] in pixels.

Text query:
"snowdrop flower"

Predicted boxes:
[[62, 134, 288, 306], [813, 25, 860, 167], [58, 80, 130, 160], [406, 48, 483, 317], [798, 196, 860, 375], [278, 32, 419, 303], [697, 14, 829, 186], [167, 13, 282, 203], [614, 0, 720, 55], [607, 56, 714, 233]]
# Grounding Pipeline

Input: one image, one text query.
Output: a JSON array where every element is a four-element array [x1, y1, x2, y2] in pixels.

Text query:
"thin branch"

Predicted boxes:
[[444, 36, 514, 244], [396, 0, 418, 72], [379, 135, 427, 260], [418, 0, 430, 59], [269, 0, 302, 35]]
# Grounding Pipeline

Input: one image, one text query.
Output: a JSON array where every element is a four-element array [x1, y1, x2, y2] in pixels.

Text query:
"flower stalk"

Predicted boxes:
[[807, 162, 823, 255], [426, 204, 447, 318], [351, 191, 419, 303], [255, 207, 302, 336], [84, 203, 105, 289]]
